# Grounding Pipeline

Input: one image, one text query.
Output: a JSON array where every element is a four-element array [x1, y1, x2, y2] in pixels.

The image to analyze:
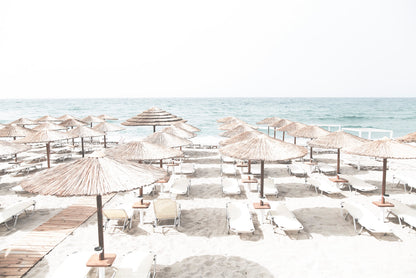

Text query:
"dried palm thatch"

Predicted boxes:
[[61, 118, 87, 128], [82, 115, 105, 127], [344, 138, 416, 204], [144, 131, 192, 148], [33, 122, 66, 131], [36, 115, 60, 122], [162, 126, 196, 139], [58, 114, 77, 121], [288, 125, 330, 139], [256, 117, 282, 125], [122, 107, 184, 132], [173, 122, 200, 133], [278, 122, 308, 133], [68, 126, 105, 138], [219, 130, 262, 146], [269, 119, 293, 128], [107, 141, 183, 161], [217, 116, 239, 123], [98, 114, 118, 120], [396, 131, 416, 143], [220, 124, 257, 138], [0, 141, 31, 156], [219, 121, 257, 131], [10, 118, 37, 126], [0, 124, 35, 139], [93, 122, 125, 133]]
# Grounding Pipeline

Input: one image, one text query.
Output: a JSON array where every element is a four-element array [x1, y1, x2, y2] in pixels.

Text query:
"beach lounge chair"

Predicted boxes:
[[0, 199, 36, 229], [316, 164, 337, 175], [307, 174, 341, 195], [287, 163, 307, 177], [180, 163, 195, 175], [221, 164, 237, 176], [387, 199, 416, 229], [226, 202, 255, 234], [103, 208, 133, 231], [49, 252, 95, 278], [221, 156, 236, 163], [267, 204, 303, 232], [222, 178, 241, 195], [341, 201, 391, 234], [260, 178, 278, 197], [169, 175, 191, 196], [339, 174, 378, 192], [153, 199, 181, 228], [113, 250, 156, 278], [393, 171, 416, 193]]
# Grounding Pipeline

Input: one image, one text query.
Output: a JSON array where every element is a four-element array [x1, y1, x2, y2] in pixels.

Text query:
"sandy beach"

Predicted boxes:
[[1, 142, 416, 278]]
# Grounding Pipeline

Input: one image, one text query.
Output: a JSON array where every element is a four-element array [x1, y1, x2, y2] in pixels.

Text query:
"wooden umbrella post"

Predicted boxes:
[[282, 131, 285, 141], [294, 137, 296, 145], [104, 135, 107, 148], [260, 160, 265, 198], [310, 146, 313, 160], [153, 125, 156, 133], [273, 128, 276, 139], [267, 126, 269, 136], [337, 148, 341, 174], [96, 195, 105, 260], [248, 160, 251, 174], [381, 158, 387, 204], [160, 159, 163, 168], [81, 137, 85, 158], [14, 154, 17, 163], [46, 142, 51, 168]]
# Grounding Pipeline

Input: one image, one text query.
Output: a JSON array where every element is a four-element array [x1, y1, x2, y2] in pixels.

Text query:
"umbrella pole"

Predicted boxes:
[[46, 142, 51, 168], [160, 159, 163, 168], [310, 147, 313, 160], [337, 148, 341, 174], [381, 158, 387, 204], [104, 135, 107, 148], [96, 195, 105, 260], [153, 125, 156, 133], [260, 160, 264, 198], [72, 138, 75, 146], [274, 128, 276, 138], [81, 137, 85, 158], [282, 131, 285, 141], [248, 160, 251, 174], [267, 126, 269, 136], [15, 154, 17, 163], [294, 137, 296, 145]]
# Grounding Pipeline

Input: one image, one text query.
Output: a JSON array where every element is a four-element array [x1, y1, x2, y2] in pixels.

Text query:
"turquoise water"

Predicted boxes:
[[0, 98, 415, 139]]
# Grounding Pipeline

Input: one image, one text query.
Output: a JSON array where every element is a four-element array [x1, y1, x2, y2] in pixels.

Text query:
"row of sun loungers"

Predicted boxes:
[[393, 171, 416, 193], [307, 174, 341, 195], [339, 174, 378, 192], [0, 199, 36, 229]]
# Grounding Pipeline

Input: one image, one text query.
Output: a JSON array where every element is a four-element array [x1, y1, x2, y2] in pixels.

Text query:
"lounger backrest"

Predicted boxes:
[[154, 199, 178, 220], [0, 200, 35, 223], [103, 209, 128, 220], [116, 251, 154, 276]]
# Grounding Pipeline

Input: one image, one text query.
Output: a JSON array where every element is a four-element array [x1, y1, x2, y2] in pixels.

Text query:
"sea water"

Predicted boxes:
[[0, 98, 415, 140]]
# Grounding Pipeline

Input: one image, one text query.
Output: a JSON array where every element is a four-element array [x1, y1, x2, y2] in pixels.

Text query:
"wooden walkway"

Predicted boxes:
[[0, 195, 114, 278]]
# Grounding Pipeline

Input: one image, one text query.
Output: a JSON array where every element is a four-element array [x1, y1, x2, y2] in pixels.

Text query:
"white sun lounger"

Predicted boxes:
[[307, 174, 341, 195], [393, 171, 416, 193], [49, 252, 95, 278], [339, 174, 378, 192], [221, 164, 237, 176], [153, 199, 181, 228], [268, 204, 303, 232], [287, 163, 307, 177], [0, 199, 36, 229], [222, 178, 241, 195], [341, 201, 391, 234], [261, 178, 278, 197], [103, 208, 133, 231], [169, 175, 191, 196], [113, 250, 156, 278], [316, 164, 337, 175], [180, 163, 195, 175], [387, 199, 416, 229], [226, 202, 255, 234], [221, 156, 236, 163]]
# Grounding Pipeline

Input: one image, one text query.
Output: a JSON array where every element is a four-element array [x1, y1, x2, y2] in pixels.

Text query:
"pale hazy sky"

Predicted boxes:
[[0, 0, 415, 98]]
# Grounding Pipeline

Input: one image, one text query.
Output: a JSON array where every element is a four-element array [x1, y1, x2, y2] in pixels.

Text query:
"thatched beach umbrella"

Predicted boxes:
[[36, 115, 60, 122], [0, 124, 35, 140], [173, 122, 200, 133], [17, 129, 74, 168], [217, 116, 239, 123], [256, 117, 282, 136], [0, 140, 31, 162], [396, 131, 416, 143], [10, 118, 37, 127], [93, 122, 125, 148], [344, 138, 416, 204], [144, 131, 192, 148], [219, 130, 262, 146], [19, 151, 166, 261], [122, 107, 183, 133], [162, 126, 196, 139], [33, 122, 66, 131], [98, 114, 118, 121], [82, 115, 105, 128], [289, 125, 330, 159], [58, 114, 77, 121], [308, 131, 368, 174], [220, 124, 257, 138], [277, 122, 308, 142], [219, 119, 248, 130], [68, 126, 105, 157], [61, 118, 87, 129], [220, 134, 308, 197], [269, 119, 293, 139]]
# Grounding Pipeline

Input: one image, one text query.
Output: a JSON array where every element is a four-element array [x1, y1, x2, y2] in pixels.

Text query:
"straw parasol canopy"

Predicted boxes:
[[122, 107, 184, 133], [107, 141, 183, 167], [219, 130, 262, 146], [277, 122, 309, 142], [60, 118, 87, 128], [288, 125, 330, 159], [0, 141, 31, 162], [93, 122, 125, 148], [219, 121, 257, 131], [217, 116, 239, 123], [162, 126, 196, 139], [144, 131, 192, 148], [173, 122, 200, 133], [33, 122, 66, 131], [0, 124, 35, 140], [344, 138, 416, 204], [36, 115, 60, 122], [396, 131, 416, 143], [308, 131, 368, 173], [82, 115, 105, 127], [256, 117, 282, 125], [10, 118, 37, 127], [220, 124, 257, 138], [19, 151, 166, 261], [68, 126, 105, 157], [17, 129, 75, 168], [58, 114, 77, 121], [98, 114, 118, 120], [220, 134, 308, 197], [269, 119, 293, 139]]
